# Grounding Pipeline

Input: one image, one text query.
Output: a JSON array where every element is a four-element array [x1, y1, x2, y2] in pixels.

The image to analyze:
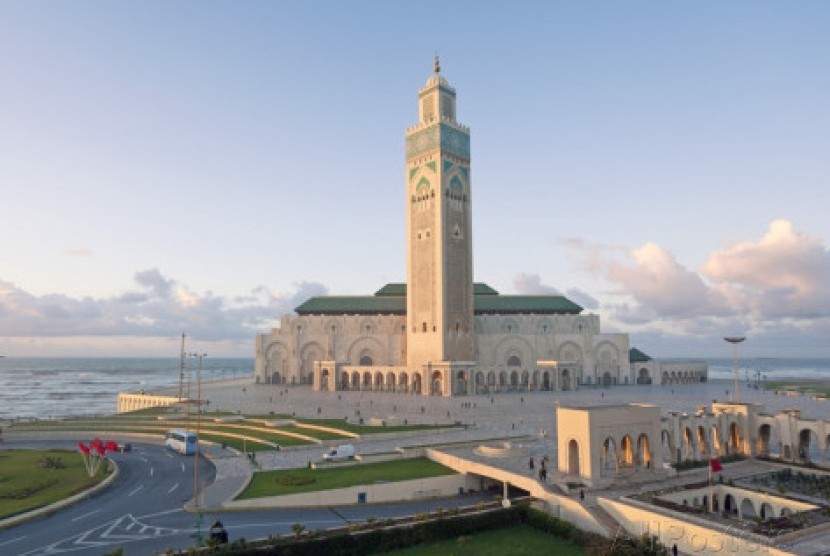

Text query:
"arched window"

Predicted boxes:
[[507, 355, 521, 367], [359, 355, 373, 366]]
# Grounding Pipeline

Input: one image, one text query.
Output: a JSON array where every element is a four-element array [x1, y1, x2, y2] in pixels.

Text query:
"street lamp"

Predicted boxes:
[[724, 336, 746, 403], [191, 352, 207, 511]]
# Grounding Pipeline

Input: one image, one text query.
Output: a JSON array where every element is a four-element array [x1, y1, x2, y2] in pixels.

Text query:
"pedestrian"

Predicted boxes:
[[580, 489, 585, 501], [528, 457, 535, 470], [672, 544, 678, 556]]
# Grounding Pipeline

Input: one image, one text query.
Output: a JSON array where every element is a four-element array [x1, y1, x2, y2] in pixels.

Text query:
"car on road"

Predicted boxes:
[[323, 444, 356, 462]]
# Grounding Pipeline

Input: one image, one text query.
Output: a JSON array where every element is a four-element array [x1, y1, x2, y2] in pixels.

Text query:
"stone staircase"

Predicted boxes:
[[587, 503, 625, 537]]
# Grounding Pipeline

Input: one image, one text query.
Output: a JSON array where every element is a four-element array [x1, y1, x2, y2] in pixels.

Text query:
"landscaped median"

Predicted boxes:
[[0, 449, 114, 523], [226, 457, 475, 509]]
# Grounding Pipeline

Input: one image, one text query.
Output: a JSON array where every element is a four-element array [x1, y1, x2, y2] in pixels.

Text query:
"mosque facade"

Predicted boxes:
[[254, 61, 707, 396]]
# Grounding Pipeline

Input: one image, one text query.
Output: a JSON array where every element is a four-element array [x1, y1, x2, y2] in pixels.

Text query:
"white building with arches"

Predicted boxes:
[[254, 60, 707, 396]]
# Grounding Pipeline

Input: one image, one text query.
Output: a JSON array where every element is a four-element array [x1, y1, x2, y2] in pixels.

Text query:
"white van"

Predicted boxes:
[[323, 444, 356, 462]]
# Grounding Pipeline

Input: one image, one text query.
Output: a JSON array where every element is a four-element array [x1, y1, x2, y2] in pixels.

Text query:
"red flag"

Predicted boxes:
[[105, 441, 118, 452], [710, 459, 723, 472], [95, 444, 106, 457], [78, 442, 90, 454]]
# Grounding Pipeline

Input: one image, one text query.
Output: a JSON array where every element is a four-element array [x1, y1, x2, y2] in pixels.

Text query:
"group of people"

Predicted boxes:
[[528, 456, 549, 482]]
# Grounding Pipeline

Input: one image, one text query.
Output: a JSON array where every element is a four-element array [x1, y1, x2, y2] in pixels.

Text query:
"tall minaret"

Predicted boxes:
[[405, 57, 475, 368]]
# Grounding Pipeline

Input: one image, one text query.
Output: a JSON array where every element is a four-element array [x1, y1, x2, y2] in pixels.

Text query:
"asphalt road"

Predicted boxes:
[[0, 441, 488, 556]]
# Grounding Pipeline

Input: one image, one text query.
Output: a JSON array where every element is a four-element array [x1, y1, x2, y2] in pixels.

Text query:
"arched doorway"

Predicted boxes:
[[638, 367, 650, 385], [729, 423, 742, 455], [799, 428, 821, 461], [386, 372, 396, 393], [661, 430, 674, 463], [758, 424, 772, 456], [697, 426, 709, 458], [455, 371, 467, 396], [431, 371, 443, 396], [620, 435, 634, 468], [561, 369, 571, 391], [542, 371, 550, 391], [340, 373, 350, 390], [362, 371, 372, 390], [271, 371, 282, 385], [683, 427, 696, 460], [711, 425, 722, 457], [602, 371, 612, 387], [637, 433, 651, 470], [374, 372, 384, 391], [724, 494, 737, 515], [475, 372, 486, 394], [568, 439, 580, 476], [321, 369, 330, 390], [760, 502, 773, 521], [351, 371, 360, 391], [399, 372, 409, 393], [602, 437, 619, 475]]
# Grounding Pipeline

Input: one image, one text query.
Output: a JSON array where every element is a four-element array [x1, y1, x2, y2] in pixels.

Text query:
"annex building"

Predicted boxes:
[[254, 60, 707, 396]]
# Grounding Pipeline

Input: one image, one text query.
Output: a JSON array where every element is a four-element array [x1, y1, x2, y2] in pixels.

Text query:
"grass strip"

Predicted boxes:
[[237, 457, 456, 499], [0, 449, 111, 520]]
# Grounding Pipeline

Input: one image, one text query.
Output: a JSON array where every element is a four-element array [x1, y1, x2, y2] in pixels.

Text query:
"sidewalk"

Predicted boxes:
[[186, 445, 255, 512]]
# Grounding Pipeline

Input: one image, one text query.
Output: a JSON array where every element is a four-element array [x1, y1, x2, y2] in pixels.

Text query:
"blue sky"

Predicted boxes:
[[1, 1, 828, 357]]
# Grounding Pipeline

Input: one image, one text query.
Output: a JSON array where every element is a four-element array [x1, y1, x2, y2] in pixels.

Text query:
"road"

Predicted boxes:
[[0, 441, 487, 556]]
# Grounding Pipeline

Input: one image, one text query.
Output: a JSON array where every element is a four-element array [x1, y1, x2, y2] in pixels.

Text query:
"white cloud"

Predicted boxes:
[[565, 220, 830, 354], [702, 219, 830, 319], [0, 270, 327, 343]]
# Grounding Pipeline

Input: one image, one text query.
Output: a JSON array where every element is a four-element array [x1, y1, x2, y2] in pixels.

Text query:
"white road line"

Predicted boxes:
[[0, 536, 26, 547], [180, 462, 185, 472], [166, 452, 173, 458], [140, 456, 148, 463], [71, 509, 101, 522], [167, 482, 179, 493], [149, 467, 155, 477], [127, 485, 144, 497], [139, 508, 183, 519]]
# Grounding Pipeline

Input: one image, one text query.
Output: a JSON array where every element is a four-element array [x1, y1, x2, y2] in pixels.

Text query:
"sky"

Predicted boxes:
[[0, 1, 828, 358]]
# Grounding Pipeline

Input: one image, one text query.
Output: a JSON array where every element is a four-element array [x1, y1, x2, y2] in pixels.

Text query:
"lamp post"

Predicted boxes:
[[192, 352, 207, 510], [724, 336, 746, 403]]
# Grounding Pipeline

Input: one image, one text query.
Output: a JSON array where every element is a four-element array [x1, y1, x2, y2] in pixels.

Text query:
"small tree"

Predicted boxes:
[[291, 523, 306, 538]]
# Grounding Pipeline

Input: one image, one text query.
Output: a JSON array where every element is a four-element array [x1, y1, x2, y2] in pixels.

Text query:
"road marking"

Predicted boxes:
[[149, 467, 154, 477], [71, 509, 101, 522], [127, 485, 144, 497], [139, 508, 183, 519], [139, 456, 149, 463], [180, 462, 186, 472], [168, 482, 179, 493], [0, 536, 26, 547]]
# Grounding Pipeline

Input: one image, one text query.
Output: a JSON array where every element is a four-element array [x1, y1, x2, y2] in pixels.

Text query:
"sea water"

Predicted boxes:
[[0, 357, 253, 420]]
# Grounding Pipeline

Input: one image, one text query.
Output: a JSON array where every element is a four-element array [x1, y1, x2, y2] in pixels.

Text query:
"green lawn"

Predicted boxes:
[[237, 457, 456, 499], [0, 449, 111, 519], [767, 381, 830, 397], [296, 418, 453, 435], [372, 524, 584, 556]]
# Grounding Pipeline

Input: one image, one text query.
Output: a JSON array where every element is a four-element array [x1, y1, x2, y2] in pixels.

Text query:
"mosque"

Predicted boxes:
[[254, 60, 707, 396]]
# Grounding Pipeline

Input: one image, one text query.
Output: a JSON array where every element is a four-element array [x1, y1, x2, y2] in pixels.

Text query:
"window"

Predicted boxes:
[[422, 322, 427, 332]]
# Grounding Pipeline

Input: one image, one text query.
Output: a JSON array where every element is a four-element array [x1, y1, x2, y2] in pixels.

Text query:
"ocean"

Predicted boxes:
[[0, 357, 253, 420], [0, 357, 828, 421]]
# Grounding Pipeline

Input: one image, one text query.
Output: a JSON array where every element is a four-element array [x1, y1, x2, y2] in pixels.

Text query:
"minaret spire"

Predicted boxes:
[[434, 54, 440, 74]]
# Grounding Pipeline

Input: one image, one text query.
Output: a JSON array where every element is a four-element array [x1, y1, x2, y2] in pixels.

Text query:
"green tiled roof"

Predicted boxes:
[[629, 347, 652, 362], [474, 295, 582, 314], [374, 282, 499, 296], [295, 285, 582, 316], [295, 296, 405, 315]]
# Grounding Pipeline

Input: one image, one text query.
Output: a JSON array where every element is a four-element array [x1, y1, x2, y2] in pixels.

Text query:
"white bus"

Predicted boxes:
[[165, 429, 197, 455]]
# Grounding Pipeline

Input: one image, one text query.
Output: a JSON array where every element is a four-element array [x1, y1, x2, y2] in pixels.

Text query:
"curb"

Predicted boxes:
[[0, 458, 120, 530]]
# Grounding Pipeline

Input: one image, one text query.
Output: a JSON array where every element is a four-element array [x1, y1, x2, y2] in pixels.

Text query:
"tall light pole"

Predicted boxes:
[[724, 336, 746, 403], [192, 352, 207, 511]]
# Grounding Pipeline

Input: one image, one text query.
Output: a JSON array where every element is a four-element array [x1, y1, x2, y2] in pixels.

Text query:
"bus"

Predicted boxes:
[[165, 429, 197, 455]]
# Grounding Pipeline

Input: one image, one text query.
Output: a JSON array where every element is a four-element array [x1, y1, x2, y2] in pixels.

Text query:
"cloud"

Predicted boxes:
[[566, 220, 830, 350], [0, 270, 327, 342], [702, 219, 830, 319], [513, 273, 560, 295], [565, 288, 599, 310]]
